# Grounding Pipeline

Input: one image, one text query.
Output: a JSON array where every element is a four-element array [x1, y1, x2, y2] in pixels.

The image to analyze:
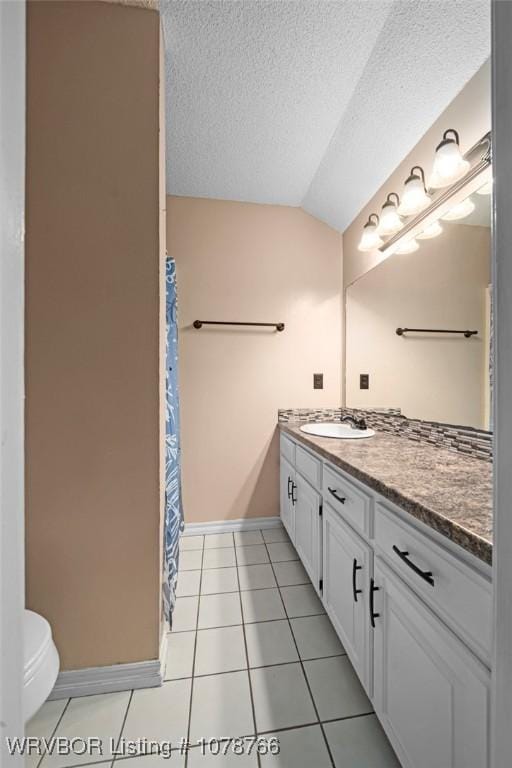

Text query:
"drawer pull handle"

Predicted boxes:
[[328, 487, 346, 504], [352, 558, 363, 602], [369, 577, 380, 628], [287, 477, 293, 500], [291, 482, 297, 506], [392, 545, 435, 587]]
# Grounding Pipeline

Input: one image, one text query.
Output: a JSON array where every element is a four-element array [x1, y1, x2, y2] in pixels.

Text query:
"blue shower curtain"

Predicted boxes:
[[163, 257, 184, 625]]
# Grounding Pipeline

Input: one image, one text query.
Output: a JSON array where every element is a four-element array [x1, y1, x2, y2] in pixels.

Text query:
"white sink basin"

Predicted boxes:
[[300, 422, 375, 439]]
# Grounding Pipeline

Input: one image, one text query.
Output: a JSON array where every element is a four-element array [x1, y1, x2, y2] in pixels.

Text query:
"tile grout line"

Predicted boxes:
[[254, 710, 375, 736], [165, 650, 347, 683], [233, 532, 262, 768], [177, 583, 279, 599], [318, 710, 374, 727], [177, 566, 312, 600], [36, 696, 72, 768], [183, 536, 205, 768], [175, 595, 322, 630], [112, 689, 134, 763], [171, 604, 321, 635], [261, 533, 337, 768], [57, 759, 122, 768]]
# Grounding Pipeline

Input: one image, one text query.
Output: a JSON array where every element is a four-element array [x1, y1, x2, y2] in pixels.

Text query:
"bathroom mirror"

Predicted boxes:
[[345, 183, 492, 431]]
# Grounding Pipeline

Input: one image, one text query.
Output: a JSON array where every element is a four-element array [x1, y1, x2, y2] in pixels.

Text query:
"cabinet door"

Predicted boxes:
[[294, 473, 322, 592], [323, 503, 372, 692], [280, 456, 295, 543], [372, 558, 489, 768]]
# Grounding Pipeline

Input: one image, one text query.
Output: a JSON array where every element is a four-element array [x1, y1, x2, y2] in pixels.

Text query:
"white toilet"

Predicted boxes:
[[24, 609, 60, 722]]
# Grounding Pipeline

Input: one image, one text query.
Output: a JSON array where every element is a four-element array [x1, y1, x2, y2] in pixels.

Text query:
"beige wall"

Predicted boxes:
[[343, 60, 491, 288], [346, 224, 491, 428], [167, 197, 343, 524], [25, 1, 163, 670]]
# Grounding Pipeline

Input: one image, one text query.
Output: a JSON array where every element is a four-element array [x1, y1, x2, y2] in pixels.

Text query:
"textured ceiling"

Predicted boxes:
[[162, 0, 490, 232]]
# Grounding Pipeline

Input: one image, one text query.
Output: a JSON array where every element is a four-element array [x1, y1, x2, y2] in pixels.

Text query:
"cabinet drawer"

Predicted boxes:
[[296, 444, 322, 489], [375, 502, 492, 663], [323, 464, 371, 537], [280, 433, 296, 466]]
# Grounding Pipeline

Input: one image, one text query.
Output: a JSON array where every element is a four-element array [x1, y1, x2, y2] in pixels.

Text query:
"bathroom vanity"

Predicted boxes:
[[279, 422, 492, 768]]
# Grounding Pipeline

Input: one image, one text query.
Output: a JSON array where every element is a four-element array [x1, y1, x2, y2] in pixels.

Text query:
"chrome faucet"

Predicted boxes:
[[340, 414, 368, 431]]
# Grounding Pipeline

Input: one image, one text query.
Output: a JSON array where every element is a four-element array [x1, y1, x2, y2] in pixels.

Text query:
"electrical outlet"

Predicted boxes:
[[360, 373, 369, 390], [313, 373, 324, 390]]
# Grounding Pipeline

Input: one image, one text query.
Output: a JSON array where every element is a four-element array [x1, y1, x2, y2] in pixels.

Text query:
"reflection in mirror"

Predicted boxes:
[[345, 186, 491, 430]]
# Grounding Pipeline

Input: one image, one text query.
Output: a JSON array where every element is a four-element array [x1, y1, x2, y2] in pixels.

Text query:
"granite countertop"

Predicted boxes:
[[280, 422, 493, 565]]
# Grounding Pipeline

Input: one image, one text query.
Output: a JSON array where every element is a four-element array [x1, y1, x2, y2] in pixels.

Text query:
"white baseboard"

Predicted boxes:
[[49, 632, 168, 700], [182, 516, 282, 537]]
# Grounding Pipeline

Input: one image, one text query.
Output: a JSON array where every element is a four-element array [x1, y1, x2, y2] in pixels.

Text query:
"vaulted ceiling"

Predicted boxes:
[[161, 0, 490, 233]]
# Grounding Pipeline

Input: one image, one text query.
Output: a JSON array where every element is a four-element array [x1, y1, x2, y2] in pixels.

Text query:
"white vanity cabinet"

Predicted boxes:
[[372, 557, 489, 768], [279, 430, 492, 768], [279, 455, 296, 543], [294, 473, 322, 593], [323, 502, 372, 692], [280, 434, 323, 593]]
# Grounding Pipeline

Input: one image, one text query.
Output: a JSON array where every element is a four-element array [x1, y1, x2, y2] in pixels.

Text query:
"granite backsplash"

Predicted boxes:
[[278, 408, 493, 462]]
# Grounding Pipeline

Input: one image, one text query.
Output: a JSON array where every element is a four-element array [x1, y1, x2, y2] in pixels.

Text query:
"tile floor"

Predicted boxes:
[[27, 525, 401, 768]]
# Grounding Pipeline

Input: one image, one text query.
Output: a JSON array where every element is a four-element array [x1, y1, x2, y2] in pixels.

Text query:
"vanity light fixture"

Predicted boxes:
[[394, 237, 419, 254], [377, 193, 403, 236], [430, 129, 470, 188], [357, 130, 491, 259], [397, 166, 431, 216], [358, 213, 384, 252], [416, 221, 443, 240], [476, 180, 492, 196], [441, 196, 475, 221]]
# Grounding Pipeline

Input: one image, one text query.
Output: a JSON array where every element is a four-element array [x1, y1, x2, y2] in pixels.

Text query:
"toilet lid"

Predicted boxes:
[[24, 610, 52, 677]]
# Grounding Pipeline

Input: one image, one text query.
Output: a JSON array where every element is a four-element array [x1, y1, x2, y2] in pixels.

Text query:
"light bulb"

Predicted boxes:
[[397, 166, 431, 216], [441, 197, 475, 221], [377, 193, 403, 236], [430, 129, 469, 188], [417, 221, 443, 239], [394, 238, 419, 254], [476, 180, 492, 196], [358, 214, 383, 252]]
